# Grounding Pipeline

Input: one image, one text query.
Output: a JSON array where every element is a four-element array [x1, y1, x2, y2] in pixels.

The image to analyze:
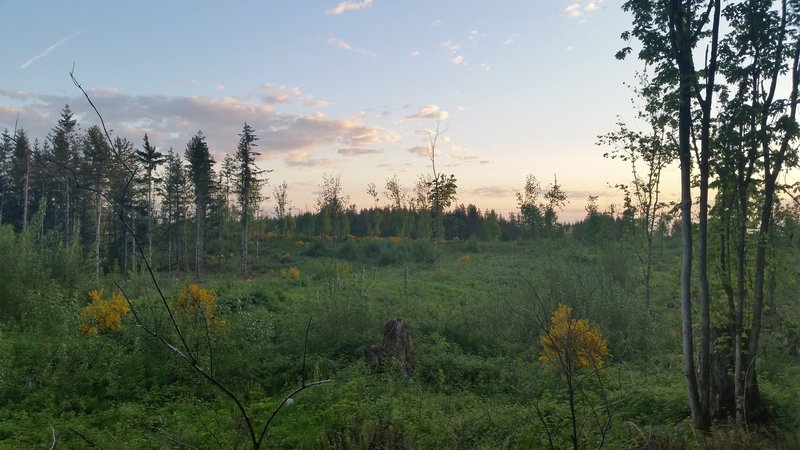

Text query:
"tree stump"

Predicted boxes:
[[364, 317, 415, 376]]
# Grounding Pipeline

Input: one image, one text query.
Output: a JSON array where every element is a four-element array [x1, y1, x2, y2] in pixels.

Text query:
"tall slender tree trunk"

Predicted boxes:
[[95, 192, 102, 282], [195, 201, 204, 277], [241, 212, 249, 275], [22, 148, 30, 229], [669, 0, 704, 429], [65, 181, 71, 246]]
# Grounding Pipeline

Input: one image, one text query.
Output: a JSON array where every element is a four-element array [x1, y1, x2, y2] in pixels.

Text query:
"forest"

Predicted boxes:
[[2, 0, 800, 448]]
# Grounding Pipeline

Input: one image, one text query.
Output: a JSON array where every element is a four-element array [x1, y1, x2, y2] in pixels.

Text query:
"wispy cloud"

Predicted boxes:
[[466, 30, 485, 46], [0, 90, 28, 100], [326, 37, 376, 57], [504, 33, 519, 47], [430, 19, 443, 27], [565, 1, 603, 18], [439, 41, 461, 53], [20, 33, 78, 69], [439, 40, 464, 65], [448, 145, 492, 165], [405, 105, 449, 121], [407, 145, 429, 157], [472, 186, 515, 198], [337, 147, 382, 156], [326, 0, 372, 15]]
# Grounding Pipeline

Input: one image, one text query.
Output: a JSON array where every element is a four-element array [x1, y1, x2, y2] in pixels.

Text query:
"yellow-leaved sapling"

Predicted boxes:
[[538, 304, 610, 450]]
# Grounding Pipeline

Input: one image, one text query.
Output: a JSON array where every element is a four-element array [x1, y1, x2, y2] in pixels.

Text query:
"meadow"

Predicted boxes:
[[1, 225, 799, 449]]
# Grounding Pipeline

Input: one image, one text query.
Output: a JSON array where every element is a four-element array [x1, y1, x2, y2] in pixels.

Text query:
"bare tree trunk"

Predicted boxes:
[[22, 148, 30, 229], [669, 0, 704, 429], [95, 192, 102, 282], [195, 202, 203, 277], [241, 209, 249, 276]]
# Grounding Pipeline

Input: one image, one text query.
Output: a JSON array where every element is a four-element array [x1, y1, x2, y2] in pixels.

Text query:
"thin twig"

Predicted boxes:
[[48, 423, 56, 450]]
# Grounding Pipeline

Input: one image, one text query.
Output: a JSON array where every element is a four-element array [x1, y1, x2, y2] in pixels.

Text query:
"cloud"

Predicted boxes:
[[326, 37, 376, 57], [214, 84, 225, 91], [407, 145, 429, 157], [20, 33, 78, 69], [440, 40, 465, 66], [405, 104, 449, 121], [430, 19, 443, 27], [439, 41, 461, 53], [503, 33, 520, 48], [472, 186, 516, 198], [337, 147, 382, 156], [326, 0, 372, 15], [480, 62, 491, 72], [0, 90, 28, 100], [175, 79, 200, 85], [410, 50, 420, 57], [466, 30, 485, 45], [449, 145, 493, 165], [565, 1, 603, 18], [261, 83, 330, 108], [0, 90, 392, 169]]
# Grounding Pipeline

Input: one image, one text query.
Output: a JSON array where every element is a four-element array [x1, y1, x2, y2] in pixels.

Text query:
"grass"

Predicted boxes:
[[0, 235, 798, 448]]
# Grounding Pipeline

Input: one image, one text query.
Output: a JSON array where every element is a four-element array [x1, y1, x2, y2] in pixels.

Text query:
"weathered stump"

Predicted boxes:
[[364, 317, 415, 376]]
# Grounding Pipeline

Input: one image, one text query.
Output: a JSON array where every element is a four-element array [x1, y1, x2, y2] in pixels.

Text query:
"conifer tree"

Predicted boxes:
[[50, 105, 78, 244], [234, 123, 264, 276], [136, 133, 165, 266], [185, 131, 215, 276]]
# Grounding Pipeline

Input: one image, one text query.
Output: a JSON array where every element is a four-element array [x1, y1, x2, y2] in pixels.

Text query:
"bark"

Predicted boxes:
[[669, 0, 705, 429]]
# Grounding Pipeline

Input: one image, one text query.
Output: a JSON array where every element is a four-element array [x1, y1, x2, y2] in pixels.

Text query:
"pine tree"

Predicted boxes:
[[50, 105, 79, 244], [159, 147, 190, 272], [185, 131, 215, 276], [136, 133, 165, 266], [82, 125, 113, 281], [234, 123, 265, 276]]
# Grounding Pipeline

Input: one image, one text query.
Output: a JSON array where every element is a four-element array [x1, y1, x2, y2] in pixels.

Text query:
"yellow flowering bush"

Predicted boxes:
[[80, 290, 130, 336], [337, 262, 352, 277], [281, 266, 301, 280], [459, 254, 471, 263], [539, 304, 609, 371], [173, 284, 225, 329]]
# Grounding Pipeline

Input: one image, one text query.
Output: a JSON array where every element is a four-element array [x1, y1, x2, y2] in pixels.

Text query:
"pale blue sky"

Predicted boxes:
[[0, 0, 665, 220]]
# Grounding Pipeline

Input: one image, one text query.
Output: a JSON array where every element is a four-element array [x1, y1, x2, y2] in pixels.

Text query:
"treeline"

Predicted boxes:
[[1, 105, 671, 280]]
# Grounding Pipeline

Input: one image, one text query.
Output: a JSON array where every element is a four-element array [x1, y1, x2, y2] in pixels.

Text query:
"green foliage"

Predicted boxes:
[[0, 224, 798, 448]]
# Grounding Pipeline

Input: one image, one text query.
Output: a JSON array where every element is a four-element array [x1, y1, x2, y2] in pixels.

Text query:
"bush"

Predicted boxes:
[[80, 290, 131, 336]]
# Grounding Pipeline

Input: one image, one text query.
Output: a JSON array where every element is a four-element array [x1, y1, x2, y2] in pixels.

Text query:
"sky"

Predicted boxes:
[[0, 0, 673, 221]]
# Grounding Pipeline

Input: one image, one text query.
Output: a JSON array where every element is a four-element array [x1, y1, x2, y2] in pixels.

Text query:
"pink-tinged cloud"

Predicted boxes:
[[405, 105, 449, 121], [0, 91, 392, 170], [407, 145, 429, 157]]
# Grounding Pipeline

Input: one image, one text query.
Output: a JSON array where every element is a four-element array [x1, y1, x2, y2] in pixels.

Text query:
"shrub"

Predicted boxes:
[[281, 266, 301, 280], [540, 304, 609, 370], [80, 290, 131, 336], [173, 284, 225, 329]]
